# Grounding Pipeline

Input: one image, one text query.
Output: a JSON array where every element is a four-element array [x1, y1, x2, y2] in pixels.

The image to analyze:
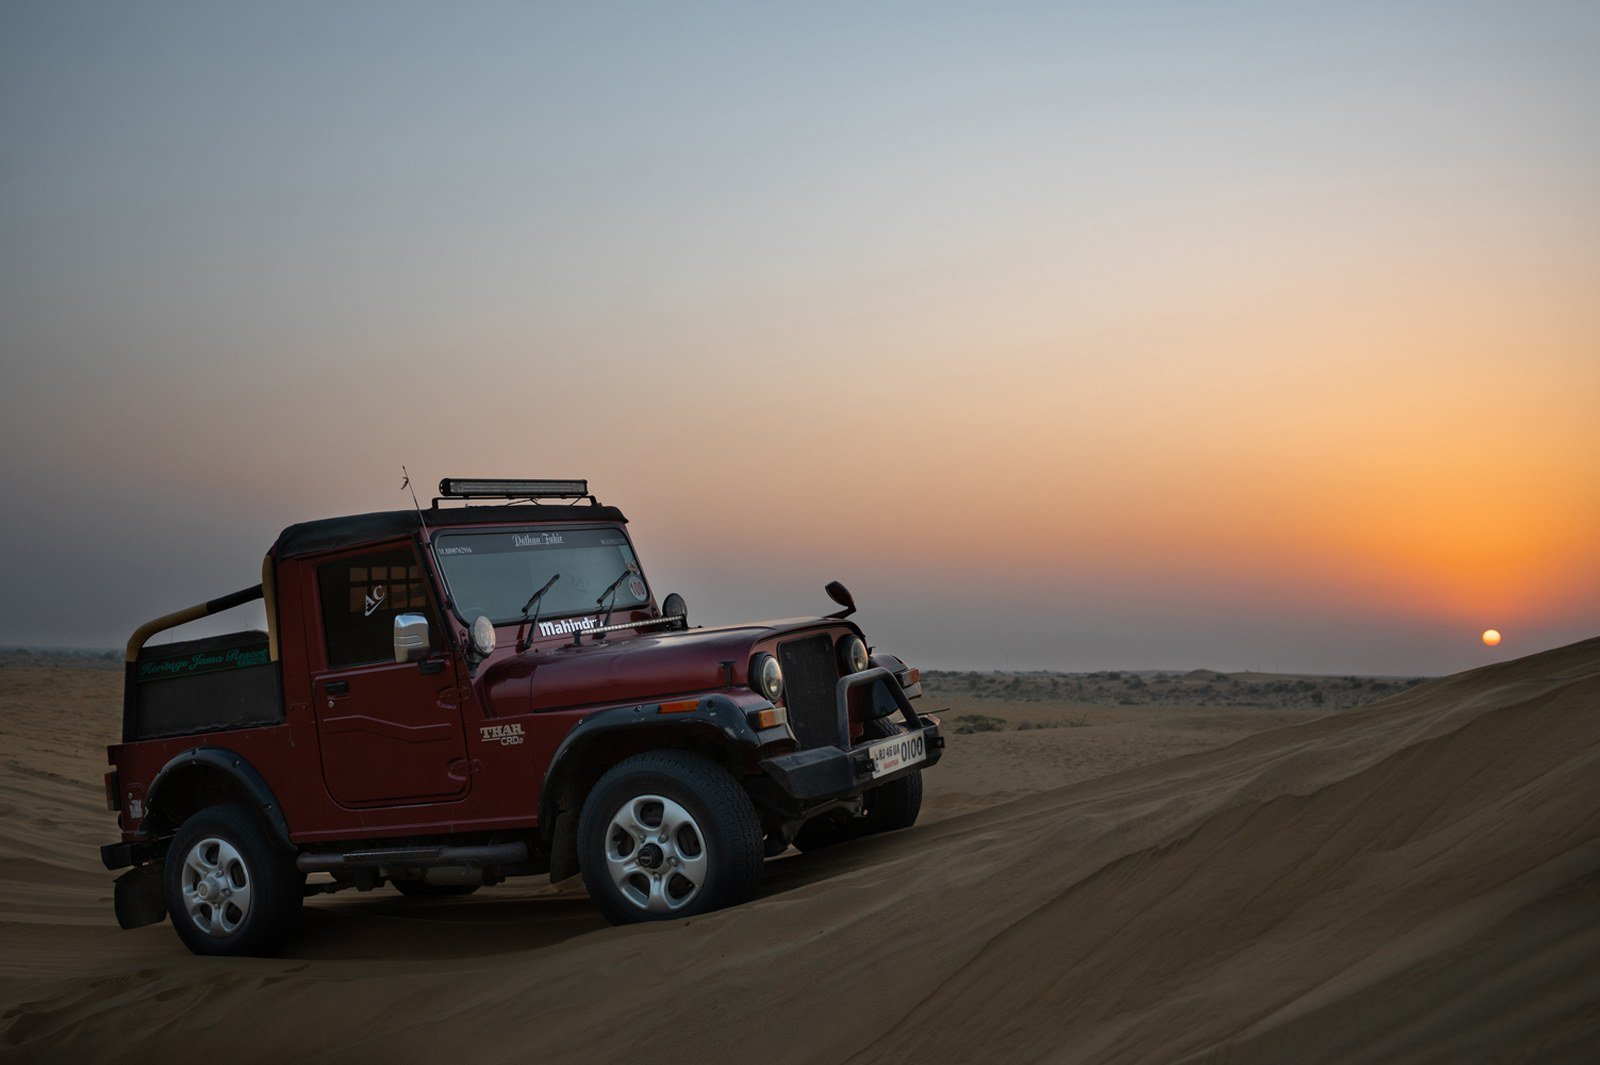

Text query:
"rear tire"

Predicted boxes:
[[163, 803, 302, 957], [578, 751, 762, 925]]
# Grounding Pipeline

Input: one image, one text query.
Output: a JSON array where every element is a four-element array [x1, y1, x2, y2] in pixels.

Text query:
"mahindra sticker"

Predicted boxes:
[[538, 615, 598, 637]]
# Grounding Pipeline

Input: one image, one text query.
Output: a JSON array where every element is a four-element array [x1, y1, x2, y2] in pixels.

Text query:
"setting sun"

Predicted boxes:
[[1482, 629, 1503, 647]]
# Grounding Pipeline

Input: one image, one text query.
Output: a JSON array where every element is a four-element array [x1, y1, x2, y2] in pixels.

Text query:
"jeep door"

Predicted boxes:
[[307, 541, 471, 806]]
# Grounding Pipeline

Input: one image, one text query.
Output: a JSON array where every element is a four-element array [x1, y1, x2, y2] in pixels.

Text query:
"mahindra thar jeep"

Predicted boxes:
[[101, 478, 944, 955]]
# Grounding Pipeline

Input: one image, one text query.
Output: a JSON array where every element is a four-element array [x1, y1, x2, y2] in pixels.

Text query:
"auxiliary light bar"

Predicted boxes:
[[438, 478, 590, 500]]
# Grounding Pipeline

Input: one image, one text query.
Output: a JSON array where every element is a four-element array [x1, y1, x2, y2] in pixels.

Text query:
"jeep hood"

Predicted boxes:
[[479, 618, 851, 715]]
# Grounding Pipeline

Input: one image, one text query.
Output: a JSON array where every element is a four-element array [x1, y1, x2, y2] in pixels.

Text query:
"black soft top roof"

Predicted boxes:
[[270, 504, 629, 560]]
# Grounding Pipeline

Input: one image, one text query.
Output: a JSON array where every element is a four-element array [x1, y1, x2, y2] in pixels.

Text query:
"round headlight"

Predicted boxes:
[[470, 615, 497, 658], [751, 653, 784, 703], [839, 634, 869, 674]]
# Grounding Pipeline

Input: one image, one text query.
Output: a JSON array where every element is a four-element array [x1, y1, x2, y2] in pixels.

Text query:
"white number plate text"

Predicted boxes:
[[867, 730, 926, 779]]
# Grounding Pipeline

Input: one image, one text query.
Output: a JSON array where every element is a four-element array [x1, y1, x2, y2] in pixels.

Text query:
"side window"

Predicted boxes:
[[317, 546, 434, 669]]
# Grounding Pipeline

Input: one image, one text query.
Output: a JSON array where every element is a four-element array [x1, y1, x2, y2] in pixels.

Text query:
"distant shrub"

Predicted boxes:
[[1017, 716, 1090, 730], [952, 713, 1006, 734]]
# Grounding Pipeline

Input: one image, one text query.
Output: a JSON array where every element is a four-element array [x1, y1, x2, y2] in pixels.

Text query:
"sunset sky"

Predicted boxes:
[[2, 2, 1596, 674]]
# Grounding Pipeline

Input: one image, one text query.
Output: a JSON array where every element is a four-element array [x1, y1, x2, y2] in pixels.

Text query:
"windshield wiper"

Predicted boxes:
[[591, 568, 637, 639], [515, 573, 560, 652]]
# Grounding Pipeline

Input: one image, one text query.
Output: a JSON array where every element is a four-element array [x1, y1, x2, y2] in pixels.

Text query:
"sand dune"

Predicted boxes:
[[2, 641, 1597, 1063]]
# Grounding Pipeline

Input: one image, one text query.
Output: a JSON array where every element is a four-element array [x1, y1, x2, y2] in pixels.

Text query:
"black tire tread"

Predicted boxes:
[[578, 750, 763, 925], [163, 802, 301, 957], [864, 766, 923, 832]]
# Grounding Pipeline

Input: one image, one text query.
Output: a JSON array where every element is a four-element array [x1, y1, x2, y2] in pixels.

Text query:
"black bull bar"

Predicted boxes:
[[758, 667, 944, 807]]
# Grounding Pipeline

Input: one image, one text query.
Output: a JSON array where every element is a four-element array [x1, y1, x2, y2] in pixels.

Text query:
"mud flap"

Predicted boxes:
[[548, 808, 579, 884], [113, 863, 168, 929]]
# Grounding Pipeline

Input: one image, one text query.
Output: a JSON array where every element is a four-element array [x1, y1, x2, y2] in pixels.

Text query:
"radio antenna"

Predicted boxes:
[[403, 465, 451, 614], [402, 466, 427, 525]]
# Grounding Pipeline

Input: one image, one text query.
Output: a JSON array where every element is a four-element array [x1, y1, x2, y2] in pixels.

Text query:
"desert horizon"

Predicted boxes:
[[3, 634, 1597, 1061]]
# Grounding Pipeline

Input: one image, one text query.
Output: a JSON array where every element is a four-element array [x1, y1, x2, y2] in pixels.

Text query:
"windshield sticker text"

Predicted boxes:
[[514, 532, 565, 547], [538, 615, 598, 637]]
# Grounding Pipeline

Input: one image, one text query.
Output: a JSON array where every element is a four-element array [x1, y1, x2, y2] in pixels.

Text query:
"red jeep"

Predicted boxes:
[[102, 478, 943, 955]]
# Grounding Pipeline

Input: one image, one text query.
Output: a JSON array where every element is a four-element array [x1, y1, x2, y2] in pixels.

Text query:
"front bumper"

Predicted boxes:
[[759, 716, 944, 806], [757, 665, 944, 812]]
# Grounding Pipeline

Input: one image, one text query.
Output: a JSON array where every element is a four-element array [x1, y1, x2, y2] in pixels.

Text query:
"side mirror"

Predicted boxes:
[[393, 614, 431, 663], [824, 581, 856, 619], [661, 592, 688, 630]]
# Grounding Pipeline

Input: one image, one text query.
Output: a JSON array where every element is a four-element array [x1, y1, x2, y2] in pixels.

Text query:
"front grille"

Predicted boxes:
[[778, 634, 842, 749]]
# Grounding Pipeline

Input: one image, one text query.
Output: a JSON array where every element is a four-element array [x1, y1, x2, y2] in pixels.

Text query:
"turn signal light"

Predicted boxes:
[[748, 707, 788, 730], [901, 668, 921, 687], [659, 699, 700, 714]]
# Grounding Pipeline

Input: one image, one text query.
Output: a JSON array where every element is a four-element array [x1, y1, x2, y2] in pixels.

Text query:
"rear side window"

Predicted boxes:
[[317, 546, 434, 668]]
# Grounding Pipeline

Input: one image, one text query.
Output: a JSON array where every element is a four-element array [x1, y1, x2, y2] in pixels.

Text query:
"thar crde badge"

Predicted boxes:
[[481, 723, 525, 746]]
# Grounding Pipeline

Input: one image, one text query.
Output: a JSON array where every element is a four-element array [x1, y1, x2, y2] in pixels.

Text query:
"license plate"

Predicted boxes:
[[867, 730, 926, 779]]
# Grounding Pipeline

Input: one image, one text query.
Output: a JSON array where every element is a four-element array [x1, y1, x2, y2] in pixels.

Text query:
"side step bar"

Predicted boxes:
[[296, 841, 529, 873]]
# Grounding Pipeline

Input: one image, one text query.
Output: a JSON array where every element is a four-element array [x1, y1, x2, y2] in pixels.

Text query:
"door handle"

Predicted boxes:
[[325, 680, 350, 695]]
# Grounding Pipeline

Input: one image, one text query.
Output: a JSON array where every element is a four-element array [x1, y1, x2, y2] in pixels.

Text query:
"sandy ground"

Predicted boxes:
[[1, 642, 1597, 1063]]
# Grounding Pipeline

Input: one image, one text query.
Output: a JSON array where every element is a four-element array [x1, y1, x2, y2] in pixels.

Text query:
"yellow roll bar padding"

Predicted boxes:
[[123, 584, 265, 662], [261, 556, 280, 663]]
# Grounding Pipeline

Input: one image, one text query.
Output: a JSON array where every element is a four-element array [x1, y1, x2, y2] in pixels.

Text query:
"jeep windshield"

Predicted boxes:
[[432, 525, 649, 626]]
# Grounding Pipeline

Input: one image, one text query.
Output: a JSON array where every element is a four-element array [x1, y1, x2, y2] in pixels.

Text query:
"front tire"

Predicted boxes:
[[793, 717, 924, 852], [577, 751, 763, 925], [163, 803, 302, 957]]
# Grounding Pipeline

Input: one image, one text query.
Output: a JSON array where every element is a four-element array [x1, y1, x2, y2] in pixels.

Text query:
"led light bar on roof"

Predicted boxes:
[[438, 478, 590, 499]]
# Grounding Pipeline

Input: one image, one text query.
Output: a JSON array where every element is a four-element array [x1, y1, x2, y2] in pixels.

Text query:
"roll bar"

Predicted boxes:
[[123, 584, 264, 663]]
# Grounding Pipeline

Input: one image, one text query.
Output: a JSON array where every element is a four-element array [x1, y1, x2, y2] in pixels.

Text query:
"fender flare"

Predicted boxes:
[[142, 746, 294, 851], [537, 695, 770, 836], [869, 651, 922, 701]]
